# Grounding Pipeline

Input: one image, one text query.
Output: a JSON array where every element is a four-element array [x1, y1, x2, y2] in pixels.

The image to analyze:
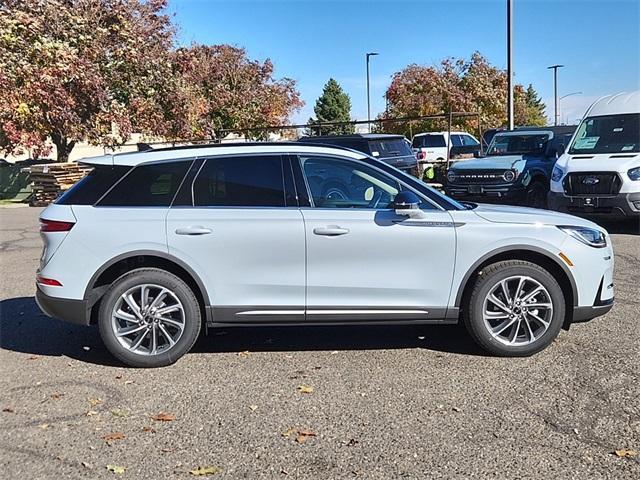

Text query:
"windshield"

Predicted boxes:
[[368, 139, 413, 158], [486, 134, 549, 156], [412, 135, 446, 148], [569, 113, 640, 154]]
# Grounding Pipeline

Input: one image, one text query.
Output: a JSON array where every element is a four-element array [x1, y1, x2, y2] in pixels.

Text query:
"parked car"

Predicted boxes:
[[298, 134, 417, 174], [445, 126, 575, 208], [411, 131, 481, 164], [548, 90, 639, 220], [37, 143, 613, 367]]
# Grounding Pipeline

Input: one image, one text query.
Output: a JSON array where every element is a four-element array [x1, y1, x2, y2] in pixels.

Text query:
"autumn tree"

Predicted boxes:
[[0, 0, 176, 161], [381, 52, 547, 136], [306, 78, 354, 135], [164, 45, 303, 141]]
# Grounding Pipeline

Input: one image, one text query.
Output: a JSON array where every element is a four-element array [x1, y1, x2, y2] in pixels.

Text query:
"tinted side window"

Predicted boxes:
[[98, 161, 191, 207], [57, 165, 131, 205], [451, 135, 463, 147], [418, 135, 447, 148], [193, 155, 285, 207]]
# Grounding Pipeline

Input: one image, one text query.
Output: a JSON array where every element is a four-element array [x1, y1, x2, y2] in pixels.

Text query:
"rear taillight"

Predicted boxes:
[[36, 275, 63, 287], [40, 219, 75, 232], [416, 151, 426, 160]]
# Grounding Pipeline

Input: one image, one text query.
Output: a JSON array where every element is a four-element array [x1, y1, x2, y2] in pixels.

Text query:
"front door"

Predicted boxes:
[[167, 154, 305, 322], [296, 154, 457, 322]]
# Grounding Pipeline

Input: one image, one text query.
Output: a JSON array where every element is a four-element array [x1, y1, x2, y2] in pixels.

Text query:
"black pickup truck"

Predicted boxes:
[[444, 126, 575, 208]]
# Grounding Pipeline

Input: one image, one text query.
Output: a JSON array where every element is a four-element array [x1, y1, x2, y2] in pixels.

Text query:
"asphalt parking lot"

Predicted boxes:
[[0, 206, 638, 479]]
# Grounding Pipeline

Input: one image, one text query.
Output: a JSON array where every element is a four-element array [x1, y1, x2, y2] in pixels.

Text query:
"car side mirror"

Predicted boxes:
[[557, 143, 565, 156], [393, 191, 426, 219]]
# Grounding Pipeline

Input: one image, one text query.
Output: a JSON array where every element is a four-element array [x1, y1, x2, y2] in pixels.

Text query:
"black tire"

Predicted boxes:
[[526, 180, 548, 209], [463, 260, 565, 357], [98, 268, 201, 368]]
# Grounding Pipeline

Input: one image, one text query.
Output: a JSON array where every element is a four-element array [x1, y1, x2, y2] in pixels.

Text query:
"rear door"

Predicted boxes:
[[166, 154, 305, 322], [296, 153, 457, 321]]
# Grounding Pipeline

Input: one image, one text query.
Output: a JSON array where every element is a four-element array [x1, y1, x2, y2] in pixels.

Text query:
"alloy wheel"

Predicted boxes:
[[482, 275, 554, 346], [111, 284, 185, 356]]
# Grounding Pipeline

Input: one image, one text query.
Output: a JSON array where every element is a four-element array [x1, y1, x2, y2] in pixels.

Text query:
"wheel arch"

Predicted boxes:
[[454, 246, 577, 328], [84, 250, 210, 325]]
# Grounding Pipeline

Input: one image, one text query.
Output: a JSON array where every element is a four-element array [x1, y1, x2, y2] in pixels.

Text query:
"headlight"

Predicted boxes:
[[502, 170, 516, 182], [551, 166, 564, 182], [628, 166, 640, 181], [446, 170, 457, 183], [558, 226, 607, 248]]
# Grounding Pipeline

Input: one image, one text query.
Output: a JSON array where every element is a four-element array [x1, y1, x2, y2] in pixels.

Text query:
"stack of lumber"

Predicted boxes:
[[28, 163, 92, 206]]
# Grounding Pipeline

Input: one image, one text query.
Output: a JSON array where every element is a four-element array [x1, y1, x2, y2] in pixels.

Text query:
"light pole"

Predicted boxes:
[[558, 92, 582, 125], [547, 64, 564, 126], [507, 0, 514, 130], [366, 52, 379, 133]]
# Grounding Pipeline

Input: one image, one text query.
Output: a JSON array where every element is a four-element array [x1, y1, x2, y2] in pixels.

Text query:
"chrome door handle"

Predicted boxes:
[[313, 225, 350, 236], [175, 226, 213, 236]]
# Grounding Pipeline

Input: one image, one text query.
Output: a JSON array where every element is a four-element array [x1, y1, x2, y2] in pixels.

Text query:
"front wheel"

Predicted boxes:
[[98, 268, 201, 368], [463, 260, 565, 356]]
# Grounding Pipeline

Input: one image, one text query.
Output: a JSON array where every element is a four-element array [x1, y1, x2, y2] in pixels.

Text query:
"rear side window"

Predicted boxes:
[[56, 165, 131, 205], [98, 161, 191, 207], [193, 155, 285, 207], [368, 139, 412, 158], [413, 135, 446, 148]]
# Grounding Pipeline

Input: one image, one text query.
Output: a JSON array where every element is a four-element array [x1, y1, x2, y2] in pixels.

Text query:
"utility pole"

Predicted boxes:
[[548, 64, 564, 126], [366, 52, 379, 133], [507, 0, 514, 130]]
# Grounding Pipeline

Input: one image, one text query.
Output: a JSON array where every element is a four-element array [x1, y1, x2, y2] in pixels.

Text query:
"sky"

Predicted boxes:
[[169, 0, 640, 126]]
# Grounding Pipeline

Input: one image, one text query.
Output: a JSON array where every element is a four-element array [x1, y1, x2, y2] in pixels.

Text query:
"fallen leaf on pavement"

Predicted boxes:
[[452, 407, 461, 412], [115, 374, 123, 379], [2, 407, 15, 413], [189, 465, 222, 476], [81, 461, 92, 469], [238, 351, 250, 357], [281, 427, 296, 438], [111, 409, 129, 418], [161, 447, 176, 453], [50, 393, 64, 400], [614, 449, 637, 458], [103, 432, 125, 443], [28, 355, 39, 360], [86, 410, 99, 417], [249, 405, 258, 412], [297, 385, 314, 394], [142, 426, 156, 433], [151, 412, 175, 422], [124, 380, 135, 385], [89, 398, 103, 407], [295, 429, 316, 444], [106, 465, 125, 474], [39, 423, 50, 429]]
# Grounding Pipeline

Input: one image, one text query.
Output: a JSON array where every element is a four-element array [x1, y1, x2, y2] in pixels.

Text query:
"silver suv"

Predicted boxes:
[[36, 144, 614, 367]]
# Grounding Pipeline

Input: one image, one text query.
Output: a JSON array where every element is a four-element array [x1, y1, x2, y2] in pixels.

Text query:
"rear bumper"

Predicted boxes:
[[35, 287, 91, 326], [548, 191, 640, 218]]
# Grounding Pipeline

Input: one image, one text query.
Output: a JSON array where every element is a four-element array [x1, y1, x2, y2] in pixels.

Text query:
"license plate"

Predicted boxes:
[[580, 197, 598, 208], [468, 185, 482, 194]]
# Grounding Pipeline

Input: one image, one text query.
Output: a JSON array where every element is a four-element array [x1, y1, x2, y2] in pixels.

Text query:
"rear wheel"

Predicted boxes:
[[463, 260, 565, 356], [98, 268, 201, 368]]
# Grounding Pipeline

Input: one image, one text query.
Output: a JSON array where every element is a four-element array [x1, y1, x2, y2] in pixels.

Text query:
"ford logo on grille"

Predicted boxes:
[[582, 176, 600, 185]]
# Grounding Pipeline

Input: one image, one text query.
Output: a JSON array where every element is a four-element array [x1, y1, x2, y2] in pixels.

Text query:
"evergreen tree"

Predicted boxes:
[[307, 79, 354, 135], [523, 84, 547, 126]]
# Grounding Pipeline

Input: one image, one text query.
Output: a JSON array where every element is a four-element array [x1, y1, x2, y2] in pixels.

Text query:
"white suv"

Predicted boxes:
[[36, 143, 614, 367], [412, 131, 481, 164]]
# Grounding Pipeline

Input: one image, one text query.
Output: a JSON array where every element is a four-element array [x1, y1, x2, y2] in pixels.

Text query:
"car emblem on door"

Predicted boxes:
[[582, 176, 600, 185]]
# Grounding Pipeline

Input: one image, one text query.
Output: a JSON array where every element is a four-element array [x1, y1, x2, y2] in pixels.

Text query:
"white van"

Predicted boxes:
[[548, 91, 640, 220]]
